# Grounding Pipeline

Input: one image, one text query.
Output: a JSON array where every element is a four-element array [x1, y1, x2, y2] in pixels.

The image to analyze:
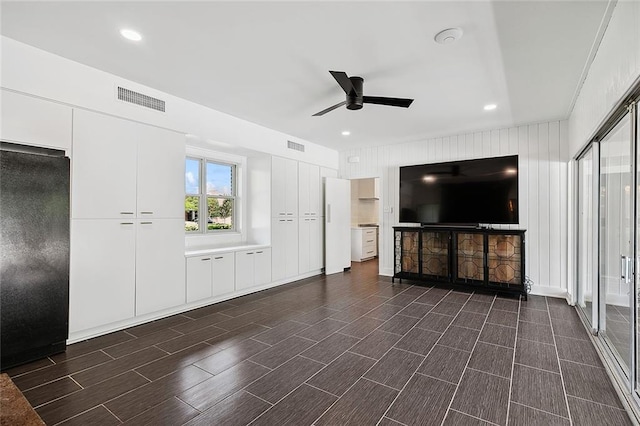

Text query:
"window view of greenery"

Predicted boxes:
[[185, 158, 235, 232]]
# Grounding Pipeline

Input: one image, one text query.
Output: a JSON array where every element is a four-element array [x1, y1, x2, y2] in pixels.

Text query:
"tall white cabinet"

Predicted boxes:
[[271, 156, 299, 281], [69, 109, 185, 333]]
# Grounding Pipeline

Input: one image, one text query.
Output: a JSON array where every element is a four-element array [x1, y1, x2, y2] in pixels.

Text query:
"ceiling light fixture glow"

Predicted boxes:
[[483, 104, 497, 111], [120, 29, 142, 41], [341, 130, 351, 136], [422, 175, 436, 182], [505, 168, 517, 175]]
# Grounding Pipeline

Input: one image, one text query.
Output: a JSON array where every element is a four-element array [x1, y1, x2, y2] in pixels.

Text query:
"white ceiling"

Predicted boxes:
[[1, 1, 610, 151]]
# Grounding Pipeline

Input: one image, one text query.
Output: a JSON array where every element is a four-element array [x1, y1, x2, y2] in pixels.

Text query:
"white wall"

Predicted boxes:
[[339, 121, 569, 297], [0, 36, 339, 169], [569, 0, 640, 158]]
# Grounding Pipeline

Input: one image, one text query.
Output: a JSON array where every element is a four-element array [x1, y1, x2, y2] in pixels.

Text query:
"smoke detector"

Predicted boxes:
[[434, 28, 463, 44]]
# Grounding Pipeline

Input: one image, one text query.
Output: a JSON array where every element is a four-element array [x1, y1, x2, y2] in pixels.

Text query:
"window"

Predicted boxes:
[[185, 157, 236, 233]]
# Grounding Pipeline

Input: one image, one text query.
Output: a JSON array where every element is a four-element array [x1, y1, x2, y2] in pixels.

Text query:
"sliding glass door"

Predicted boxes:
[[577, 147, 597, 328]]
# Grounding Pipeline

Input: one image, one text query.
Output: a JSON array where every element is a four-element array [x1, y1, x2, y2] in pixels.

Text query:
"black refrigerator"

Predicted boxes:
[[1, 142, 70, 370]]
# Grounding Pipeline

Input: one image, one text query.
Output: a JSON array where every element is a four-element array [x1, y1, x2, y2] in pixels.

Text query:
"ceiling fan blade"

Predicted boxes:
[[363, 96, 414, 108], [329, 71, 356, 95], [312, 100, 347, 116]]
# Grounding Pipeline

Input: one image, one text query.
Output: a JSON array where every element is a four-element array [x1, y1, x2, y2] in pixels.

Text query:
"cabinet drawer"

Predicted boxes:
[[361, 232, 377, 246], [362, 246, 377, 258]]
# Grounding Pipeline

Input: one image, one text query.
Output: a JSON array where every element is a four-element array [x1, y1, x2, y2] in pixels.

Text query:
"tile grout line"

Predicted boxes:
[[547, 297, 574, 425], [504, 294, 522, 425], [101, 403, 125, 423], [510, 401, 571, 420], [449, 407, 502, 425]]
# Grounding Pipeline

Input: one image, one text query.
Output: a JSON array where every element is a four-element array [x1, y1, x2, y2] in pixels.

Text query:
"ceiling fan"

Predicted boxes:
[[312, 70, 414, 116]]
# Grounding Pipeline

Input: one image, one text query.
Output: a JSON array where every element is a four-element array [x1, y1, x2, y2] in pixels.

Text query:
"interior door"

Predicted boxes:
[[599, 113, 633, 376], [325, 177, 351, 275]]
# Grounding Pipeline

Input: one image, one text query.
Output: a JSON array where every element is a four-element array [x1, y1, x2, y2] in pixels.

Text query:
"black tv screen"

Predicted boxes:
[[399, 155, 518, 225]]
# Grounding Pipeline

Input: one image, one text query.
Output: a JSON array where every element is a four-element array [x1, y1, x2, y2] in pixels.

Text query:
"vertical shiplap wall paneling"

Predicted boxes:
[[338, 120, 569, 296]]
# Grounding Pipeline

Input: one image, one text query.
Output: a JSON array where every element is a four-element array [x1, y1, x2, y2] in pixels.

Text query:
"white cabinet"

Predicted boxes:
[[136, 219, 185, 316], [212, 253, 236, 297], [351, 227, 378, 261], [236, 248, 272, 290], [186, 256, 213, 303], [271, 156, 298, 217], [69, 219, 136, 333], [299, 217, 322, 274], [1, 89, 72, 151], [72, 109, 184, 219], [358, 178, 380, 199], [186, 251, 235, 303], [272, 218, 299, 281], [298, 162, 321, 217]]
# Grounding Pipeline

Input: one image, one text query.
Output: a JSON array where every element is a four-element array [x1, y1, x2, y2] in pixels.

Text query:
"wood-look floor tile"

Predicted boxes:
[[339, 316, 385, 338], [295, 318, 347, 341], [126, 314, 192, 337], [220, 301, 267, 317], [329, 305, 373, 323], [508, 402, 570, 426], [4, 357, 54, 378], [349, 329, 402, 360], [14, 351, 112, 391], [560, 360, 624, 408], [395, 327, 442, 356], [364, 348, 424, 390], [169, 312, 230, 335], [443, 409, 494, 425], [36, 370, 149, 425], [519, 307, 551, 324], [103, 328, 182, 359], [245, 356, 325, 403], [462, 301, 492, 315], [23, 377, 82, 408], [307, 351, 376, 396], [354, 295, 389, 310], [50, 331, 134, 364], [415, 313, 454, 333], [398, 302, 434, 319], [72, 346, 167, 387], [443, 292, 472, 304], [567, 396, 632, 426], [301, 332, 361, 364], [438, 326, 480, 352], [378, 416, 406, 425], [480, 323, 517, 348], [155, 324, 227, 354], [385, 293, 419, 307], [451, 311, 487, 331], [205, 323, 270, 352], [251, 384, 336, 426], [515, 338, 559, 373], [379, 315, 420, 335], [517, 321, 554, 344], [181, 301, 237, 319], [387, 374, 456, 426], [365, 304, 405, 320], [555, 337, 602, 367], [194, 338, 270, 375], [185, 391, 271, 426], [511, 364, 568, 417], [486, 308, 518, 327], [293, 307, 341, 325], [215, 310, 269, 331], [402, 286, 430, 296], [522, 295, 548, 311], [134, 343, 219, 381], [548, 304, 582, 322], [178, 360, 270, 411], [551, 319, 590, 340], [57, 405, 120, 426], [450, 368, 510, 425], [104, 365, 212, 422], [492, 298, 519, 312], [122, 397, 200, 426], [431, 301, 465, 316], [417, 345, 470, 384], [468, 342, 514, 378], [415, 288, 449, 305], [252, 320, 310, 345], [250, 335, 315, 369], [316, 378, 398, 426], [470, 292, 496, 303]]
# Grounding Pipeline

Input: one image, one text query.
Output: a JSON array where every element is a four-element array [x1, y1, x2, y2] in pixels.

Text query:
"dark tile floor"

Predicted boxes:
[[5, 261, 632, 425]]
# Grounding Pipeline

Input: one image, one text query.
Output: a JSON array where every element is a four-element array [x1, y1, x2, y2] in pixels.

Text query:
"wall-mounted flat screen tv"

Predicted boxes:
[[399, 155, 518, 225]]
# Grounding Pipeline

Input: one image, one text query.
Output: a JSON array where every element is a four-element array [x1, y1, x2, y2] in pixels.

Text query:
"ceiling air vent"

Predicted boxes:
[[287, 140, 305, 152], [117, 87, 165, 112]]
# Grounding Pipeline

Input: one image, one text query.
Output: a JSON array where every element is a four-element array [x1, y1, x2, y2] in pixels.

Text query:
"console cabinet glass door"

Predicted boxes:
[[421, 231, 449, 281], [456, 233, 485, 284]]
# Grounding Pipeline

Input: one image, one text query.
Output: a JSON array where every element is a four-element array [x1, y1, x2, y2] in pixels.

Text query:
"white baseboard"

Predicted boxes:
[[529, 285, 568, 301]]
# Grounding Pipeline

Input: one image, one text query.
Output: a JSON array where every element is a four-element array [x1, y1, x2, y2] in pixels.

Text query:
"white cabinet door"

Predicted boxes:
[[69, 219, 135, 333], [212, 252, 235, 296], [271, 156, 287, 217], [285, 158, 298, 216], [285, 218, 299, 278], [325, 178, 351, 275], [309, 217, 322, 271], [136, 219, 185, 316], [137, 129, 185, 219], [299, 218, 311, 274], [254, 248, 272, 286], [235, 250, 256, 290], [186, 256, 212, 303], [298, 162, 310, 217], [308, 164, 321, 216], [72, 109, 137, 219], [1, 90, 72, 151], [271, 218, 287, 281]]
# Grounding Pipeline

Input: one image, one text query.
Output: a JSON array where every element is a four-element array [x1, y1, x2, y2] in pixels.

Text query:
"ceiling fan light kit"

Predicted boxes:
[[313, 70, 414, 116]]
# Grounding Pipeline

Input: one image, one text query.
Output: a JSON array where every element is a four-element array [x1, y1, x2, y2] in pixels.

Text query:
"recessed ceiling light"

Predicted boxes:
[[341, 130, 351, 136], [483, 104, 497, 111], [120, 29, 142, 42], [434, 28, 463, 44]]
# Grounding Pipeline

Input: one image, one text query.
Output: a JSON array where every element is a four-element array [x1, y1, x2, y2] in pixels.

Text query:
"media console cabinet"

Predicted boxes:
[[393, 226, 527, 300]]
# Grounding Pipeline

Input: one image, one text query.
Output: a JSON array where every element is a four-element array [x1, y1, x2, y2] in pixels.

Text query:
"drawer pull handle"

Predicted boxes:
[[120, 212, 134, 215], [141, 211, 154, 215], [367, 251, 374, 254], [202, 258, 211, 261], [214, 256, 224, 260], [141, 222, 153, 225], [366, 239, 374, 243], [120, 222, 134, 225], [247, 252, 254, 255], [256, 251, 263, 254]]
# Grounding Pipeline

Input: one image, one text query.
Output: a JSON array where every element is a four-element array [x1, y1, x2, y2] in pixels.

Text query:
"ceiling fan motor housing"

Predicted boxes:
[[347, 76, 364, 110]]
